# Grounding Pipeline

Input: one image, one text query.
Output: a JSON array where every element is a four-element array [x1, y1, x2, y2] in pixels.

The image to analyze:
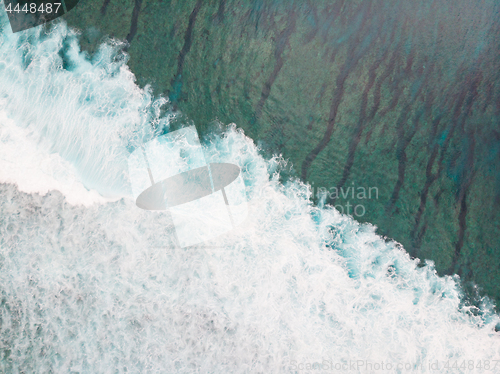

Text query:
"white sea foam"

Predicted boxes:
[[0, 4, 499, 374], [0, 107, 115, 206], [0, 7, 170, 199]]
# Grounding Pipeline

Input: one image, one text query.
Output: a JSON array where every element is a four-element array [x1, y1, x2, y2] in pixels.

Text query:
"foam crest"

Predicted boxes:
[[0, 6, 170, 198], [0, 6, 498, 373], [0, 126, 499, 372]]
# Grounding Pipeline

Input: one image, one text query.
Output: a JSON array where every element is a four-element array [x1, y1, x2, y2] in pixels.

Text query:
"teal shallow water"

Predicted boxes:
[[0, 1, 499, 372], [62, 0, 500, 306]]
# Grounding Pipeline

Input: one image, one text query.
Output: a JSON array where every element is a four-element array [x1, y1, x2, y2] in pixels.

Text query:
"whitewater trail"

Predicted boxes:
[[0, 5, 499, 373]]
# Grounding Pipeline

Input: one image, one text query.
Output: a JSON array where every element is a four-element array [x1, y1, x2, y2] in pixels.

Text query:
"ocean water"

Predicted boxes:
[[0, 7, 499, 374]]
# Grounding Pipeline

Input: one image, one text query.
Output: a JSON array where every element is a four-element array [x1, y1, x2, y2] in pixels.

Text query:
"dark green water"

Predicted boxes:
[[62, 0, 500, 306]]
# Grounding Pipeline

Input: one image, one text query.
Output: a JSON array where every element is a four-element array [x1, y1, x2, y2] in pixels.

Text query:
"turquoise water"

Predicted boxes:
[[0, 5, 499, 373]]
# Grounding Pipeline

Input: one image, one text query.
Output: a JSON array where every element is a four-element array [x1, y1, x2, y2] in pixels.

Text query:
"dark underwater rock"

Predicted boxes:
[[62, 0, 500, 307]]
